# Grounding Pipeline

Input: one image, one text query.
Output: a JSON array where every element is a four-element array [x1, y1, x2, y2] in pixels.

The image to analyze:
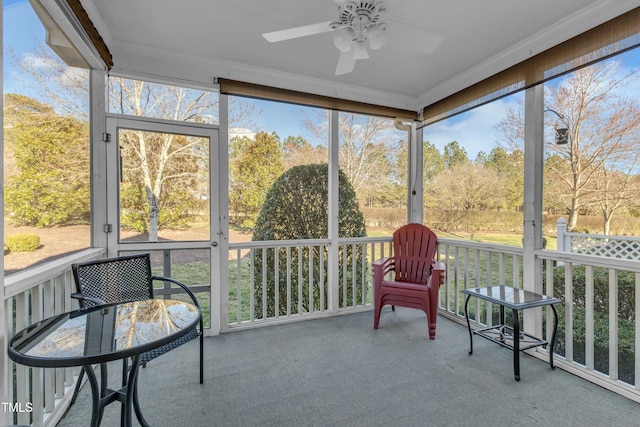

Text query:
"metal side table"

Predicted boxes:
[[461, 285, 561, 381]]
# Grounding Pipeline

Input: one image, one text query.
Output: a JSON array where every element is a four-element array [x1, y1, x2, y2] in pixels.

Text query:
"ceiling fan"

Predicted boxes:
[[262, 0, 443, 76]]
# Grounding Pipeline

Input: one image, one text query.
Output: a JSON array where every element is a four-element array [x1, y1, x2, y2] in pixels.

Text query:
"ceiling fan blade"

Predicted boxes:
[[388, 22, 444, 55], [263, 21, 335, 43], [335, 51, 356, 75]]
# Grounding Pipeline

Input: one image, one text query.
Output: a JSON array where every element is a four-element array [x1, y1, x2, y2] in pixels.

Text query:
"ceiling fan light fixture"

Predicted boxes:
[[368, 23, 387, 50], [353, 41, 370, 60], [333, 27, 354, 52]]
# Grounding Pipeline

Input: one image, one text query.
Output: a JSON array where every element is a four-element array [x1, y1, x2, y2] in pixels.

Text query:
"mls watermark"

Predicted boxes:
[[1, 402, 33, 413]]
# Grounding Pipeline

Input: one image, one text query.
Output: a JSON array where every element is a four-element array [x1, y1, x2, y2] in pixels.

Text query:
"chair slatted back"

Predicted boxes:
[[72, 254, 154, 308], [392, 224, 437, 284]]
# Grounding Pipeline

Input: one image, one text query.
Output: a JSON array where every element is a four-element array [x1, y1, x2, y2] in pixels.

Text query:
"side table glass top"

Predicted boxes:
[[461, 285, 561, 310], [9, 299, 200, 368]]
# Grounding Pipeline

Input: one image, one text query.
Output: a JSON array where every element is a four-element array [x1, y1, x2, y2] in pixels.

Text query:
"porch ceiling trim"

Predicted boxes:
[[218, 78, 417, 121], [65, 0, 113, 69], [421, 6, 640, 126]]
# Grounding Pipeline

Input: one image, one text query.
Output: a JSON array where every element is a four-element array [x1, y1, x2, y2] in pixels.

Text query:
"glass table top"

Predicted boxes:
[[9, 299, 200, 368], [461, 285, 562, 310]]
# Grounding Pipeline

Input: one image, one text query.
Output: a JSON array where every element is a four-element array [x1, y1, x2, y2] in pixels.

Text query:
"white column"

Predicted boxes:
[[90, 69, 108, 251], [0, 3, 8, 420], [523, 84, 545, 335], [213, 93, 229, 335], [408, 121, 423, 224], [327, 110, 340, 312]]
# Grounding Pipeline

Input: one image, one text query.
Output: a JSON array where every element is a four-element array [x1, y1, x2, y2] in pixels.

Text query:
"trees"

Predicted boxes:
[[119, 129, 206, 235], [252, 164, 366, 318], [282, 135, 327, 169], [4, 94, 90, 226], [228, 132, 285, 227], [304, 112, 403, 207], [443, 141, 469, 168], [544, 61, 640, 232], [110, 78, 220, 240], [430, 162, 506, 211], [496, 60, 640, 233], [497, 60, 640, 232], [480, 147, 524, 211]]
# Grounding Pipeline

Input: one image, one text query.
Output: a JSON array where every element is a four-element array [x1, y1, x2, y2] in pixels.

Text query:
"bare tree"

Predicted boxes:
[[429, 162, 507, 211], [496, 60, 640, 232], [545, 61, 640, 231], [305, 112, 400, 204], [590, 165, 640, 234]]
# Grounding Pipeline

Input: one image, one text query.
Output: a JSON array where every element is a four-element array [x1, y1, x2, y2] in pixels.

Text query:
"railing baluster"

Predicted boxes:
[[635, 273, 640, 388], [608, 269, 619, 381], [297, 245, 303, 314], [320, 245, 325, 310], [286, 247, 292, 316], [15, 292, 29, 426], [565, 262, 574, 363], [236, 248, 242, 323], [249, 248, 255, 321], [585, 265, 594, 371], [275, 247, 280, 318], [308, 245, 313, 313]]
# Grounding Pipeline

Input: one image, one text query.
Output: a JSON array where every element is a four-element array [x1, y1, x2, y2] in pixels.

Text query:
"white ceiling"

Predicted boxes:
[[81, 0, 639, 113]]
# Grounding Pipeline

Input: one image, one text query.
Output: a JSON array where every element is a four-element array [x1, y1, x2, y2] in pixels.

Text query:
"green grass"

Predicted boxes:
[[437, 230, 558, 250]]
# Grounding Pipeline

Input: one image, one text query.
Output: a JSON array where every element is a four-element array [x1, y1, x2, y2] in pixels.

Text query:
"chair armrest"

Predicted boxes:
[[70, 292, 105, 306], [431, 261, 446, 286], [151, 276, 200, 308], [372, 257, 394, 277]]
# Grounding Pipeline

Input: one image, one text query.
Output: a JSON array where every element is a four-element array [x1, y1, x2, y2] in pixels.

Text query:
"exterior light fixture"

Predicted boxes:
[[544, 109, 569, 145], [554, 126, 569, 145]]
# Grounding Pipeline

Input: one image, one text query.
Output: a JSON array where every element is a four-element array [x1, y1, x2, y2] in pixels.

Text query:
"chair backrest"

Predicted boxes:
[[72, 254, 154, 308], [392, 223, 438, 284]]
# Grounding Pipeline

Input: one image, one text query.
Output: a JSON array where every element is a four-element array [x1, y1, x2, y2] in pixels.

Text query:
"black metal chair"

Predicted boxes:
[[70, 253, 204, 405]]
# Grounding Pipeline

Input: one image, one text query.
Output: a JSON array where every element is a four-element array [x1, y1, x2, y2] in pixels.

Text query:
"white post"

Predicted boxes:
[[402, 120, 423, 224], [0, 3, 8, 421], [213, 93, 229, 335], [523, 85, 545, 337], [557, 217, 567, 253], [327, 110, 340, 313]]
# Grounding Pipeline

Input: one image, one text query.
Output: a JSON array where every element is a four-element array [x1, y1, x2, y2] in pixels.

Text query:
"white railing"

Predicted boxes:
[[4, 248, 105, 427], [436, 237, 640, 403], [557, 217, 640, 259], [436, 238, 524, 321], [227, 237, 393, 329], [536, 250, 640, 402]]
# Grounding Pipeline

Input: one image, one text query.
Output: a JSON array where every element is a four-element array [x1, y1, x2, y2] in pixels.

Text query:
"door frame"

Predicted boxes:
[[104, 114, 222, 334]]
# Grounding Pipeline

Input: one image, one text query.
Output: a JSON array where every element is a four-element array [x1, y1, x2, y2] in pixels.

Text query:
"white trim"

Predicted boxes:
[[110, 39, 419, 113], [417, 0, 640, 108], [38, 0, 107, 70]]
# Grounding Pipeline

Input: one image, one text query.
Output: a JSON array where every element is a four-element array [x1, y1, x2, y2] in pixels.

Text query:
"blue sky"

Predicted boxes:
[[5, 0, 640, 162]]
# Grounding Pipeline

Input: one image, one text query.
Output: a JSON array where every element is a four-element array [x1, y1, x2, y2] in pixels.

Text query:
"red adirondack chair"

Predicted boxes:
[[373, 223, 445, 339]]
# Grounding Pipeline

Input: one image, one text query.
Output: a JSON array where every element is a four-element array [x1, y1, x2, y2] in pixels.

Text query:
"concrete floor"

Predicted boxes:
[[59, 308, 639, 426]]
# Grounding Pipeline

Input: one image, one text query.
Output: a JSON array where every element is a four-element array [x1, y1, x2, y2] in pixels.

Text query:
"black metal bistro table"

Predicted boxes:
[[461, 285, 561, 381], [8, 299, 201, 427]]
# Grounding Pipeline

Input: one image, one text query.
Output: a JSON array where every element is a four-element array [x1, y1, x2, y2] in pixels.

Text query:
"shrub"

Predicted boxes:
[[5, 233, 41, 252], [252, 164, 367, 318]]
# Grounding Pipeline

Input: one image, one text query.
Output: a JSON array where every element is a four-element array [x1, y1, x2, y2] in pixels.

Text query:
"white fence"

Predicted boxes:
[[557, 217, 640, 259]]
